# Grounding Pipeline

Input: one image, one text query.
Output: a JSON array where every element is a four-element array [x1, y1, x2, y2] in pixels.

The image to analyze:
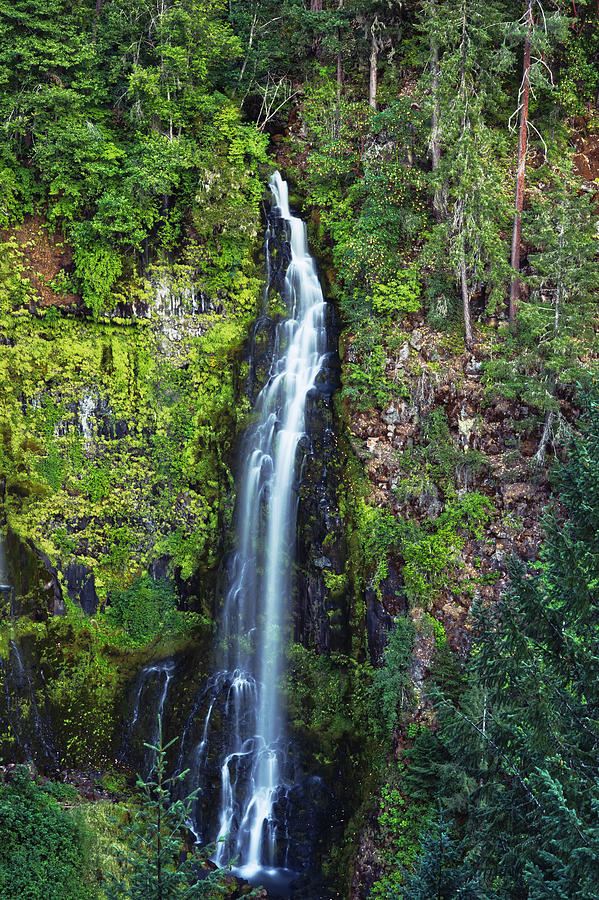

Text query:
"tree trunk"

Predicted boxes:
[[239, 13, 257, 82], [460, 247, 474, 348], [430, 18, 446, 218], [431, 38, 441, 171], [92, 0, 103, 40], [509, 0, 533, 328], [369, 23, 378, 110], [310, 0, 323, 58], [337, 0, 344, 103], [533, 408, 554, 467]]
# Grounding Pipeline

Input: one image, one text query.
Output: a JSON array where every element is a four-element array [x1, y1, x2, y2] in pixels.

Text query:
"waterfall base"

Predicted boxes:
[[232, 864, 297, 898]]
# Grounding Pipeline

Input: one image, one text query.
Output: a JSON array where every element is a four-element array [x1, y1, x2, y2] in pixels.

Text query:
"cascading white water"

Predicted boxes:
[[122, 659, 175, 775], [193, 172, 328, 885], [0, 534, 9, 592]]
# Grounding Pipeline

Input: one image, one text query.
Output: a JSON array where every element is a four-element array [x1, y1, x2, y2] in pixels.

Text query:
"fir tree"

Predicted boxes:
[[419, 0, 511, 346], [402, 813, 497, 900], [406, 401, 599, 896], [106, 717, 227, 900]]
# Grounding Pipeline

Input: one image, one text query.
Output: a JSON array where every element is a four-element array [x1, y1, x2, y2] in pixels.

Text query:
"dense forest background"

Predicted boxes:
[[1, 0, 599, 897]]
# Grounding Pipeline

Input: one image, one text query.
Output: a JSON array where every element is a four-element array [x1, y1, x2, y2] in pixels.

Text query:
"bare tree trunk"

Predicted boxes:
[[92, 0, 103, 40], [239, 13, 257, 82], [337, 0, 344, 103], [535, 219, 563, 467], [509, 0, 533, 328], [431, 39, 441, 171], [369, 23, 378, 110], [310, 0, 323, 58], [533, 408, 554, 467], [430, 18, 446, 218], [460, 246, 474, 348]]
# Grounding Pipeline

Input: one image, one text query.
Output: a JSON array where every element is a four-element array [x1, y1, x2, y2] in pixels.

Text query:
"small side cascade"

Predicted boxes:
[[182, 172, 330, 894], [0, 532, 11, 607], [79, 393, 96, 447], [151, 275, 219, 343], [0, 640, 58, 768], [121, 659, 175, 775]]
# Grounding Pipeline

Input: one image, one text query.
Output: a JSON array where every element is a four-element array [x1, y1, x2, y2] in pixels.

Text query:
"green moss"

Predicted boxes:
[[0, 266, 255, 589]]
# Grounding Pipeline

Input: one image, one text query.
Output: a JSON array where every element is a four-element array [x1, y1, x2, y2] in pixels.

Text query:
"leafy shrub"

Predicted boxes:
[[36, 446, 64, 491], [402, 524, 463, 607], [440, 491, 495, 538], [72, 240, 122, 319], [106, 576, 182, 645], [357, 500, 405, 594], [0, 771, 88, 899], [371, 267, 421, 320]]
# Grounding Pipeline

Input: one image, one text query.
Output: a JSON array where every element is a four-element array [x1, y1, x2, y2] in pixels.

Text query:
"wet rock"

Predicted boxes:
[[365, 591, 393, 666], [3, 532, 64, 617], [63, 562, 99, 615]]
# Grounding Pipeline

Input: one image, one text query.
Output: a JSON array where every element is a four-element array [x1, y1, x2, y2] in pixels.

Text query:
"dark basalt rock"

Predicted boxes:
[[0, 637, 59, 770], [2, 530, 64, 618], [365, 565, 407, 666], [63, 561, 99, 616], [295, 303, 348, 655]]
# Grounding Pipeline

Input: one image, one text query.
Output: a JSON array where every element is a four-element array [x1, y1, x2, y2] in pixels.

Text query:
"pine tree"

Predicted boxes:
[[402, 814, 497, 900], [507, 0, 567, 327], [404, 401, 599, 895], [419, 0, 511, 346], [106, 717, 227, 900], [524, 162, 598, 463]]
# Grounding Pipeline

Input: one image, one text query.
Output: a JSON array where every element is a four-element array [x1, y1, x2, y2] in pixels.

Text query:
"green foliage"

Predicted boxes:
[[0, 0, 268, 315], [371, 617, 416, 738], [0, 770, 89, 899], [402, 523, 463, 607], [371, 267, 422, 321], [284, 643, 376, 771], [370, 783, 434, 899], [107, 577, 183, 646], [402, 815, 497, 900], [440, 492, 495, 539], [73, 244, 123, 319], [355, 500, 404, 594], [0, 299, 247, 588], [402, 399, 599, 895], [483, 161, 599, 420], [423, 613, 446, 649]]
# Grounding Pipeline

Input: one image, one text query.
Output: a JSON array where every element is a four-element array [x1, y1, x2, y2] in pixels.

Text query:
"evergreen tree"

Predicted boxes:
[[419, 0, 511, 346], [107, 718, 227, 900], [402, 814, 497, 900], [484, 160, 598, 464], [405, 401, 599, 896], [507, 0, 567, 326], [525, 162, 598, 462]]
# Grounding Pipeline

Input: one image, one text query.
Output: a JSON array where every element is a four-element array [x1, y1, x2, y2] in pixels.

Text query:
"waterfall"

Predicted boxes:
[[0, 532, 10, 600], [121, 658, 175, 775], [79, 393, 95, 444], [188, 172, 328, 888], [2, 640, 58, 768]]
